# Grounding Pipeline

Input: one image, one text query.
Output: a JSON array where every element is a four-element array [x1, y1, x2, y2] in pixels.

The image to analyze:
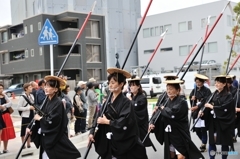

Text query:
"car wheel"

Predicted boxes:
[[6, 92, 12, 97]]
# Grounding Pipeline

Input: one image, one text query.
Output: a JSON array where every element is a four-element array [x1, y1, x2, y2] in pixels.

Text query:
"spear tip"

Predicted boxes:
[[91, 1, 97, 13]]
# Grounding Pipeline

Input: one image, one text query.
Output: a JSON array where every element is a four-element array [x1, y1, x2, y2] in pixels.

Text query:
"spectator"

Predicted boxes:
[[77, 81, 88, 133], [86, 82, 98, 130], [89, 77, 96, 83], [30, 81, 38, 100], [0, 84, 15, 153], [73, 87, 84, 135], [62, 85, 74, 137], [35, 79, 46, 106], [232, 75, 238, 88], [17, 83, 35, 149]]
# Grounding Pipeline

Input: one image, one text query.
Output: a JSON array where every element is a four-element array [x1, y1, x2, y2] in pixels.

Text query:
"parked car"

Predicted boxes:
[[4, 83, 24, 97], [140, 75, 163, 98], [201, 60, 217, 65]]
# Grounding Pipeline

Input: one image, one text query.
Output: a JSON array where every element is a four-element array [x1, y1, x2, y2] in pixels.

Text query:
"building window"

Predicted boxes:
[[150, 27, 155, 36], [155, 26, 160, 36], [25, 50, 29, 58], [143, 28, 149, 38], [87, 69, 101, 81], [164, 24, 172, 34], [178, 22, 186, 32], [24, 26, 27, 34], [10, 50, 25, 61], [86, 44, 101, 62], [227, 15, 234, 27], [30, 24, 33, 33], [86, 21, 100, 38], [208, 42, 217, 53], [201, 18, 206, 28], [188, 21, 192, 30], [38, 22, 41, 30], [179, 45, 192, 56], [2, 53, 8, 64], [31, 49, 34, 57], [160, 26, 163, 34], [144, 49, 154, 54], [1, 31, 8, 43], [160, 47, 173, 52]]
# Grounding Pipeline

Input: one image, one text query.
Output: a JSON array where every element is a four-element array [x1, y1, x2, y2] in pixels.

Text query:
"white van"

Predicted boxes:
[[140, 75, 163, 98]]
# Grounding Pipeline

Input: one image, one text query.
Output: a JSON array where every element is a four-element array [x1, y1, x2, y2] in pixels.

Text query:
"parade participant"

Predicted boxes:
[[88, 68, 148, 159], [189, 74, 211, 152], [27, 75, 81, 159], [127, 75, 152, 147], [203, 75, 235, 159], [153, 75, 178, 113], [226, 75, 237, 96], [150, 79, 204, 159], [226, 75, 237, 142]]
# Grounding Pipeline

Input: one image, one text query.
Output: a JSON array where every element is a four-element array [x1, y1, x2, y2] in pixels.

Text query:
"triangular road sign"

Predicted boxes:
[[38, 19, 59, 45]]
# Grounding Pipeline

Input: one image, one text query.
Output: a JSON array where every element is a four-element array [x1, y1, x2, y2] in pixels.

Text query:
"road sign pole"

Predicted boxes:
[[50, 44, 54, 75]]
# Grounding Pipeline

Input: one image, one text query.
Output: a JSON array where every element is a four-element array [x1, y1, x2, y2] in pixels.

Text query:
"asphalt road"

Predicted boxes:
[[78, 131, 240, 159]]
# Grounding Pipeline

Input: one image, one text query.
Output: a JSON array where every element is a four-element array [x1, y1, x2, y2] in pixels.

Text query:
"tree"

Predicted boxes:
[[223, 2, 240, 74]]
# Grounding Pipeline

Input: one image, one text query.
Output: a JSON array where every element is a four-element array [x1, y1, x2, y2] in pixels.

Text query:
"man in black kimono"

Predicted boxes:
[[29, 75, 81, 159], [150, 79, 204, 159], [88, 68, 148, 159]]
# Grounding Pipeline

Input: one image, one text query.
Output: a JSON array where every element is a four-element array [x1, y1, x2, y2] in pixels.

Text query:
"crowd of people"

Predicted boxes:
[[0, 70, 239, 159]]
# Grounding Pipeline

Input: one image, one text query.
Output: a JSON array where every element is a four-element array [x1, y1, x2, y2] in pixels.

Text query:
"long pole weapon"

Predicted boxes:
[[83, 0, 153, 158], [145, 1, 230, 141], [141, 29, 168, 77], [227, 54, 240, 75], [15, 2, 96, 159]]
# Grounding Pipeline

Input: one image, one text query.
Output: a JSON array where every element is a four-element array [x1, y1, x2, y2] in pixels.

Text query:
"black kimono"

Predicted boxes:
[[151, 96, 204, 159], [90, 93, 148, 159], [31, 95, 81, 159], [131, 93, 152, 147], [189, 86, 211, 119], [204, 91, 235, 147]]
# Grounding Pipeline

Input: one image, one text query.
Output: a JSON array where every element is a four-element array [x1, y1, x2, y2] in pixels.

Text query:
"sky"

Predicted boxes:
[[0, 0, 239, 26]]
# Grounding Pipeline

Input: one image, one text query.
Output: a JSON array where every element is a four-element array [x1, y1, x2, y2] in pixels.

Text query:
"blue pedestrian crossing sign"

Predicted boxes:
[[38, 19, 59, 45]]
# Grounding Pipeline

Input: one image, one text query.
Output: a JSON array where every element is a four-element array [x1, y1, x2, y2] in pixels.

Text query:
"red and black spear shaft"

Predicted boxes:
[[141, 29, 168, 78]]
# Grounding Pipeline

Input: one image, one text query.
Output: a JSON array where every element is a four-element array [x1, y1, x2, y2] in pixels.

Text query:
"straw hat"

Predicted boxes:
[[88, 78, 96, 82], [194, 74, 209, 80], [107, 67, 131, 78], [213, 75, 227, 78], [44, 75, 66, 87], [163, 80, 184, 84], [127, 76, 141, 81], [226, 75, 234, 78], [163, 75, 179, 80]]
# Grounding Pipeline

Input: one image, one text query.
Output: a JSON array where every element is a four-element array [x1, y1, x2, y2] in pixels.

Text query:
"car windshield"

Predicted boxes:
[[201, 60, 208, 64], [140, 78, 149, 84], [8, 84, 18, 89], [152, 77, 161, 84]]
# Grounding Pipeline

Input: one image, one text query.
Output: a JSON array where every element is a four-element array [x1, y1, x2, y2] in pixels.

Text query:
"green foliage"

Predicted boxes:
[[223, 2, 240, 73]]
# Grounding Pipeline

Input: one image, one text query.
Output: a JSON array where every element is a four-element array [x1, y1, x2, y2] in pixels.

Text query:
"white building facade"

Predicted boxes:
[[137, 0, 238, 73]]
